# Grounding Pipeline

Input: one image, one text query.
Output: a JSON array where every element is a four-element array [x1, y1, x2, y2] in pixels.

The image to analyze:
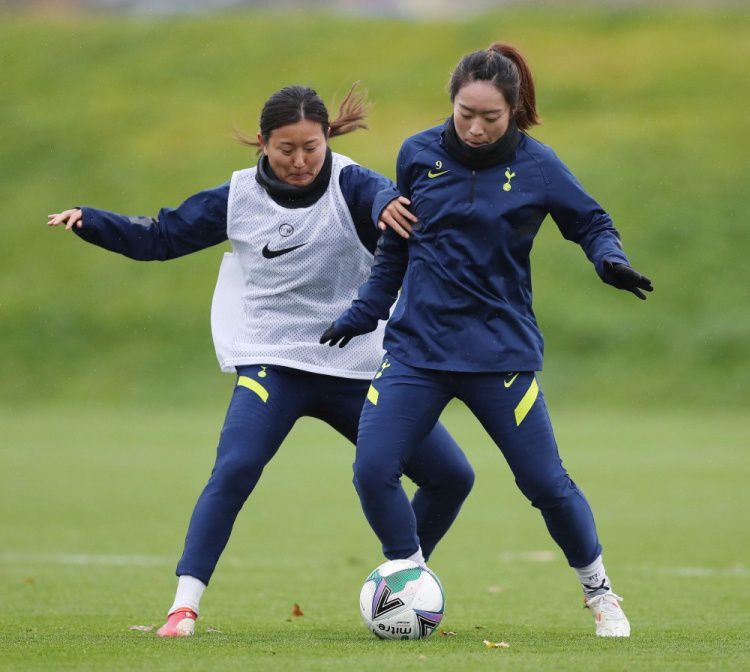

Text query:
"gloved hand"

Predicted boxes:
[[603, 260, 654, 300], [320, 321, 357, 348]]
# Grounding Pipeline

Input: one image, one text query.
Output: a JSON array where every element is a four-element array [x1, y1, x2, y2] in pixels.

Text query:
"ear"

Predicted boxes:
[[257, 132, 268, 155]]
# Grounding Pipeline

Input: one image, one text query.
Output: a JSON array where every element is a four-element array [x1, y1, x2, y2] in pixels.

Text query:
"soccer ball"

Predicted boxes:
[[359, 559, 445, 640]]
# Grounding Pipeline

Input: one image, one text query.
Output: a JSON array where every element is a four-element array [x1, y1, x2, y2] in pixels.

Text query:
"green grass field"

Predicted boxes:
[[2, 402, 748, 670], [2, 6, 749, 671]]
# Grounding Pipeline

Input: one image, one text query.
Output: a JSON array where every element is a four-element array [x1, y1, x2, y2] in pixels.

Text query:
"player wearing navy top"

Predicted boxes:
[[322, 46, 652, 637], [49, 85, 474, 637]]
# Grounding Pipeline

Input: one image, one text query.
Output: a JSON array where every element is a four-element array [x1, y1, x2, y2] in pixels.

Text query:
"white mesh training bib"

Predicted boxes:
[[210, 153, 386, 379]]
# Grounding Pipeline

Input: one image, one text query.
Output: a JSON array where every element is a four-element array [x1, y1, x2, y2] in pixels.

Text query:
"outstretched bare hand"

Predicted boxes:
[[48, 209, 83, 230]]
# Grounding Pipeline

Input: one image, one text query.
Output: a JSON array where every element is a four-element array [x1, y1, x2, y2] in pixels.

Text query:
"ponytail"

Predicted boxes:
[[235, 82, 369, 154], [488, 43, 540, 131], [329, 82, 370, 138], [449, 42, 541, 131]]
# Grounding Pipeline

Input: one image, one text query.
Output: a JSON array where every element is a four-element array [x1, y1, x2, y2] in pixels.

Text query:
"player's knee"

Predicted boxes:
[[441, 459, 475, 501], [352, 460, 380, 496], [458, 458, 476, 497], [212, 433, 268, 495], [519, 473, 573, 510], [352, 456, 398, 498], [212, 455, 264, 494]]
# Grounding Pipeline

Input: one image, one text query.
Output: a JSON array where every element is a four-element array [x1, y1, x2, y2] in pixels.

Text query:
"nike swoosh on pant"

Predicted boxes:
[[504, 373, 519, 388]]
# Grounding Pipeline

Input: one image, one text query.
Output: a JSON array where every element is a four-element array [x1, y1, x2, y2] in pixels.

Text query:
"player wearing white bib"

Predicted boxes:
[[48, 85, 475, 637]]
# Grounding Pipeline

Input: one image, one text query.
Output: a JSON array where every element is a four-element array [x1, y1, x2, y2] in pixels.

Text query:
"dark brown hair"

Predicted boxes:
[[236, 83, 369, 151], [449, 43, 541, 131]]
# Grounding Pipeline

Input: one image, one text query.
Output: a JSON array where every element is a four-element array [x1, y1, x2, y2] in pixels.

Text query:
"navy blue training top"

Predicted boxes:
[[73, 164, 390, 259], [337, 126, 631, 372]]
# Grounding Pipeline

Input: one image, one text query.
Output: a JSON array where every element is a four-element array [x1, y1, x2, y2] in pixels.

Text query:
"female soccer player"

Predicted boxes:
[[322, 45, 653, 637], [48, 84, 474, 637]]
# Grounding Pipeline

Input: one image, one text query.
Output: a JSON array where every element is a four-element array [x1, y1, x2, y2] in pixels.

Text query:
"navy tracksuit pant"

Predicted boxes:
[[176, 364, 474, 584], [354, 355, 602, 569]]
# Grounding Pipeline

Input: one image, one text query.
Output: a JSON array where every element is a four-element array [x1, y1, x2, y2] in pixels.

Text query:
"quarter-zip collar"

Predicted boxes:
[[441, 117, 520, 170]]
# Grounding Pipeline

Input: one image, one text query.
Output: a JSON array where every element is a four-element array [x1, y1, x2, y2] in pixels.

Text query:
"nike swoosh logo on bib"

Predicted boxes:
[[262, 242, 306, 258]]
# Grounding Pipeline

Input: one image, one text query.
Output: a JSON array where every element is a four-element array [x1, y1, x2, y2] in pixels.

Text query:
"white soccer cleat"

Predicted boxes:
[[584, 592, 631, 637]]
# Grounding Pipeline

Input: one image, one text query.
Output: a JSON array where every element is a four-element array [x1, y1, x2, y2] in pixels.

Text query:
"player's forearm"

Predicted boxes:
[[578, 214, 631, 283], [74, 185, 229, 261], [74, 207, 174, 260], [363, 229, 409, 310], [335, 229, 408, 333]]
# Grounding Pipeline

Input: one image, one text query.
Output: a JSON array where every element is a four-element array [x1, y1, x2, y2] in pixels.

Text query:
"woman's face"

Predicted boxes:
[[258, 119, 328, 187], [453, 80, 512, 146]]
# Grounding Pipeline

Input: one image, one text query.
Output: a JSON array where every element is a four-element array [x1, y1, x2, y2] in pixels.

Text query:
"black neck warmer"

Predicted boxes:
[[442, 117, 521, 170], [255, 148, 333, 209]]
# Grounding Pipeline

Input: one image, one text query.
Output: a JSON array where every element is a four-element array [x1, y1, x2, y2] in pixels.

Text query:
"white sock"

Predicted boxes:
[[574, 555, 612, 596], [168, 575, 206, 615], [405, 546, 427, 569]]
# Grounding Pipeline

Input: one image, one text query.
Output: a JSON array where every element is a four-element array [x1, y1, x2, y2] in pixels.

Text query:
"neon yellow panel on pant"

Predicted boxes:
[[237, 375, 269, 403], [514, 378, 539, 426], [367, 384, 379, 406]]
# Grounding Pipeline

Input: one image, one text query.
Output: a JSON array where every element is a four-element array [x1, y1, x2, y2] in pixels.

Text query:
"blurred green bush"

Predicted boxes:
[[1, 8, 748, 408]]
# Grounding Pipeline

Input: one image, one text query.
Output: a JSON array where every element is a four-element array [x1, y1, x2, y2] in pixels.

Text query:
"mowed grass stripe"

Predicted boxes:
[[1, 403, 748, 670]]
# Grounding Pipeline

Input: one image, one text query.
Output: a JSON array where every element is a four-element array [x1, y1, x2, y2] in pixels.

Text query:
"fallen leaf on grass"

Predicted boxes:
[[23, 577, 36, 586], [291, 603, 304, 617], [128, 625, 155, 632], [483, 639, 510, 649], [440, 630, 457, 637]]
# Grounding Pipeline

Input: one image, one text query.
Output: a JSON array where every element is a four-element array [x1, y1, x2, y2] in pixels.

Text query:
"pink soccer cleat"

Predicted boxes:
[[156, 608, 197, 637]]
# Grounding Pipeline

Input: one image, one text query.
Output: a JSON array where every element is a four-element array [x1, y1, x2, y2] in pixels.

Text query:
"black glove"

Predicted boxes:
[[603, 260, 654, 300], [320, 322, 355, 348]]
